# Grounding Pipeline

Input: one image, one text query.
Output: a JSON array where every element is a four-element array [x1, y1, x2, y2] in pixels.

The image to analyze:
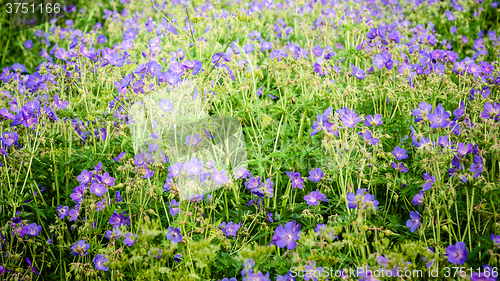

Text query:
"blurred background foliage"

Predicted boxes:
[[2, 0, 500, 73]]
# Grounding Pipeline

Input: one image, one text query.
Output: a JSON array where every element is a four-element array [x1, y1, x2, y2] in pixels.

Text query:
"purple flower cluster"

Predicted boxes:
[[219, 221, 242, 237]]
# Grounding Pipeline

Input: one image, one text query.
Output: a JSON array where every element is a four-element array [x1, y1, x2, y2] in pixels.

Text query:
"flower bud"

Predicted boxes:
[[442, 225, 449, 232]]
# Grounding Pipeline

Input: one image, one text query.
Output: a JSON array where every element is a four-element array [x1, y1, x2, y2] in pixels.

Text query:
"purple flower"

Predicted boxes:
[[94, 163, 102, 173], [104, 226, 123, 239], [428, 104, 450, 128], [406, 211, 420, 233], [391, 162, 408, 173], [55, 48, 69, 61], [249, 30, 261, 40], [70, 185, 84, 203], [115, 191, 122, 203], [308, 168, 324, 182], [113, 151, 127, 162], [96, 172, 115, 186], [243, 43, 254, 53], [123, 28, 137, 41], [169, 199, 180, 216], [492, 234, 500, 248], [96, 199, 107, 212], [367, 28, 378, 39], [11, 63, 26, 73], [364, 114, 383, 126], [188, 194, 208, 203], [53, 95, 69, 110], [57, 205, 69, 219], [373, 54, 386, 69], [346, 188, 379, 210], [166, 226, 182, 244], [304, 189, 328, 205], [455, 143, 472, 156], [359, 130, 379, 145], [445, 10, 456, 21], [93, 254, 109, 271], [69, 205, 80, 221], [97, 35, 107, 44], [434, 62, 446, 75], [174, 253, 182, 263], [412, 102, 433, 121], [159, 98, 174, 112], [388, 30, 401, 43], [470, 155, 484, 178], [0, 109, 15, 120], [241, 258, 255, 276], [123, 232, 138, 246], [234, 166, 251, 179], [198, 171, 210, 183], [351, 65, 366, 80], [1, 132, 18, 147], [480, 103, 500, 120], [90, 182, 108, 197], [445, 242, 468, 265], [422, 172, 436, 191], [24, 40, 33, 49], [219, 221, 241, 237], [184, 157, 204, 176], [314, 224, 326, 234], [25, 223, 41, 236], [77, 170, 93, 184], [267, 211, 274, 223], [468, 62, 482, 77], [286, 172, 304, 189], [270, 220, 301, 250], [341, 110, 362, 128], [211, 53, 224, 64], [148, 61, 162, 76], [306, 44, 322, 58], [163, 177, 174, 193], [26, 258, 40, 275], [109, 211, 130, 228], [168, 162, 183, 177], [71, 240, 90, 256], [392, 146, 408, 160], [412, 190, 425, 205], [211, 168, 228, 185]]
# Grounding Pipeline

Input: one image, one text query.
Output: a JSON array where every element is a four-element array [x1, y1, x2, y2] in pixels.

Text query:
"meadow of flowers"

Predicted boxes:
[[1, 0, 500, 280]]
